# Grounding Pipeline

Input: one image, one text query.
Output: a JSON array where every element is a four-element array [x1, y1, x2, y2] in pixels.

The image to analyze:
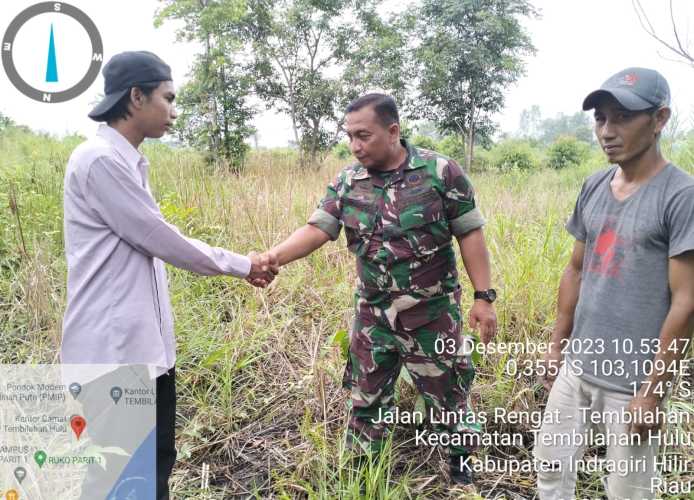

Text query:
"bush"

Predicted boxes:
[[472, 147, 494, 172], [437, 135, 466, 163], [489, 139, 541, 171], [547, 135, 590, 169], [411, 134, 437, 151], [332, 141, 351, 160]]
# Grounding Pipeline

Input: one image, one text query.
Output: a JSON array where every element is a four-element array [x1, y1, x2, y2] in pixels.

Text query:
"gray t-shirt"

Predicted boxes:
[[565, 163, 694, 394]]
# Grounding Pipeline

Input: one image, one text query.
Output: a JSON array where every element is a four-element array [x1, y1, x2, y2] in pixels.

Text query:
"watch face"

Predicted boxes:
[[475, 289, 496, 302]]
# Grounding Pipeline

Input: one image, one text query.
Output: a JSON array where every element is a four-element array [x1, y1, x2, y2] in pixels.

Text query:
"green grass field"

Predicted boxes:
[[1, 125, 692, 498]]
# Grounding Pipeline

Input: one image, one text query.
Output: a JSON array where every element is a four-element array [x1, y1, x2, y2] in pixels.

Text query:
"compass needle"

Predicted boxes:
[[46, 23, 58, 82]]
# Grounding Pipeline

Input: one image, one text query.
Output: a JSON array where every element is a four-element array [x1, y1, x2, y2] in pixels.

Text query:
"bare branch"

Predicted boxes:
[[633, 0, 693, 66], [670, 0, 690, 60]]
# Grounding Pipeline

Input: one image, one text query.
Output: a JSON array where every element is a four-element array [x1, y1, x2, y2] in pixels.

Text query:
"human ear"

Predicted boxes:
[[130, 87, 145, 110], [389, 122, 400, 144], [654, 107, 671, 134]]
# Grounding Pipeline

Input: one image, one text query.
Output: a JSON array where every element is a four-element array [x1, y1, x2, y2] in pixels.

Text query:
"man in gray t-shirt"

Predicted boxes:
[[534, 68, 694, 500], [564, 162, 694, 393]]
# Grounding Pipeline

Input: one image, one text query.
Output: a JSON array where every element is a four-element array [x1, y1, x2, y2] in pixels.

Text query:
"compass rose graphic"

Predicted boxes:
[[2, 2, 103, 103]]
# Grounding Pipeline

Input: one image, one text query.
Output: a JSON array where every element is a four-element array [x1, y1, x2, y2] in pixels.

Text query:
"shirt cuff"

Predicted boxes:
[[228, 253, 252, 278], [307, 208, 341, 241], [450, 207, 486, 236]]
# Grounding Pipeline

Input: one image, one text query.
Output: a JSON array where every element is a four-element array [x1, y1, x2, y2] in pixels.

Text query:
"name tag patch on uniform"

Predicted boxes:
[[353, 180, 372, 192]]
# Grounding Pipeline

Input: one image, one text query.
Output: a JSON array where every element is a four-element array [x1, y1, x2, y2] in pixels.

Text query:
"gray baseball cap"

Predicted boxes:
[[88, 51, 172, 121], [582, 67, 670, 111]]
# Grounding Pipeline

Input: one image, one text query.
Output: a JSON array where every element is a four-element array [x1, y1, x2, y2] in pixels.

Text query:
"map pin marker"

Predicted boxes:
[[34, 450, 47, 468], [110, 386, 123, 405], [70, 415, 86, 440], [13, 467, 26, 483], [5, 489, 18, 500], [68, 382, 81, 400]]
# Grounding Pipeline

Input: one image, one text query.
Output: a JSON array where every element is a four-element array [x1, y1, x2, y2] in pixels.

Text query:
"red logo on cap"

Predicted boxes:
[[620, 73, 638, 86]]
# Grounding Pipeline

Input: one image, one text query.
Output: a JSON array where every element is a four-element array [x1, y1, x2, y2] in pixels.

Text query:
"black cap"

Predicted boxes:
[[88, 51, 172, 121], [582, 67, 670, 111]]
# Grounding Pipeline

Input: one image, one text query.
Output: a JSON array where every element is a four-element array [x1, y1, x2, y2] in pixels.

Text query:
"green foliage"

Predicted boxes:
[[489, 139, 541, 171], [437, 135, 466, 164], [0, 112, 15, 131], [173, 56, 256, 169], [251, 0, 408, 161], [519, 106, 594, 145], [250, 0, 350, 158], [547, 135, 591, 170], [342, 5, 414, 108], [332, 141, 351, 160], [398, 120, 414, 141], [156, 0, 256, 170], [539, 112, 594, 144], [5, 124, 694, 496], [330, 329, 349, 360], [414, 0, 537, 168], [410, 134, 437, 151], [518, 104, 542, 139], [672, 131, 694, 175], [472, 147, 495, 172]]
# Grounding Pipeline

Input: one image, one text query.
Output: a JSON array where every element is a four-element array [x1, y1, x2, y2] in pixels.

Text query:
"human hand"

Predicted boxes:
[[627, 390, 663, 439], [538, 342, 563, 392], [468, 300, 497, 344], [246, 251, 279, 288]]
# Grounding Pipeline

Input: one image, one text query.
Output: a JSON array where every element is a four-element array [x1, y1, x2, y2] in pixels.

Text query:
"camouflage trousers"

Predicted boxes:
[[343, 289, 478, 458]]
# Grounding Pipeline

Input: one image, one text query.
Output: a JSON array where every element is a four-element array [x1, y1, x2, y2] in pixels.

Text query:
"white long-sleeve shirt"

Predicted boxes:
[[61, 124, 250, 375]]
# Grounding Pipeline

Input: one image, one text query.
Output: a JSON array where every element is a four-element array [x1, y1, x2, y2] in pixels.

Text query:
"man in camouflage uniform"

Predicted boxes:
[[255, 94, 497, 484]]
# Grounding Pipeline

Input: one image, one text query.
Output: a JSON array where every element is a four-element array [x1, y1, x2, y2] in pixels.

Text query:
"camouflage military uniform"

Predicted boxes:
[[308, 140, 486, 458]]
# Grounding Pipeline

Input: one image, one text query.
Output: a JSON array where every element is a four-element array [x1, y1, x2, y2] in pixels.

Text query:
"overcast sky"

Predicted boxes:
[[1, 0, 693, 146]]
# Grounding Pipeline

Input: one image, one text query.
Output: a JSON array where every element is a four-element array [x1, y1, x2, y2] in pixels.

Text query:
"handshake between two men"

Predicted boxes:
[[245, 224, 333, 288], [246, 250, 280, 288]]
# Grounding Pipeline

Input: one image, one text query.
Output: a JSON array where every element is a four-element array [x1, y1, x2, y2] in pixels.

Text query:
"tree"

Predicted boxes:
[[155, 0, 257, 169], [633, 0, 693, 68], [0, 112, 15, 131], [156, 0, 409, 166], [414, 0, 536, 170], [518, 104, 542, 140], [249, 0, 355, 162], [538, 112, 594, 145], [341, 5, 414, 110], [249, 0, 410, 163], [518, 106, 594, 145]]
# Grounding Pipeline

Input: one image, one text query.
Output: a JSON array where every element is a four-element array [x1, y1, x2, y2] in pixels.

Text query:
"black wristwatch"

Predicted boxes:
[[474, 289, 497, 303]]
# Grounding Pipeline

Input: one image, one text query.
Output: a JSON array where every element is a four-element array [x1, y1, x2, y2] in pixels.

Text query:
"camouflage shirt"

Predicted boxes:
[[308, 140, 485, 328]]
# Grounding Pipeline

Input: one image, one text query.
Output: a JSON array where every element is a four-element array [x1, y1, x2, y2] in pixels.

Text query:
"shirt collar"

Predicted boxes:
[[353, 139, 428, 180], [403, 139, 430, 170], [96, 124, 147, 170]]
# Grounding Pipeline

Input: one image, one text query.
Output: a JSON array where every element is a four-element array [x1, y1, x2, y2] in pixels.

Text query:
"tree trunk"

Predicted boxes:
[[289, 101, 300, 147], [466, 113, 475, 172], [286, 82, 301, 164], [203, 34, 220, 157]]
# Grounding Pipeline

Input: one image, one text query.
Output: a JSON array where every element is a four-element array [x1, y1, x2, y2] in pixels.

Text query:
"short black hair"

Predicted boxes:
[[345, 93, 399, 127], [97, 82, 161, 124]]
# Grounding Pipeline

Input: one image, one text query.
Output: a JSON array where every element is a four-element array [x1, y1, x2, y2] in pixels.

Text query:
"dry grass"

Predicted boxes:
[[0, 126, 692, 498]]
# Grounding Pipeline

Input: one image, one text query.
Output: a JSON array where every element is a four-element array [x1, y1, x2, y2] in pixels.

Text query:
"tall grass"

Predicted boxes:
[[1, 125, 692, 498]]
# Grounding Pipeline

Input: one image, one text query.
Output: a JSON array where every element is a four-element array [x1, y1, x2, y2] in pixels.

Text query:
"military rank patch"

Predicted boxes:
[[406, 173, 423, 186]]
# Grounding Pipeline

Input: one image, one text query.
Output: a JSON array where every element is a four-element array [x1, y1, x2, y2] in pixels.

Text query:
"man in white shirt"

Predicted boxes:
[[62, 51, 275, 499]]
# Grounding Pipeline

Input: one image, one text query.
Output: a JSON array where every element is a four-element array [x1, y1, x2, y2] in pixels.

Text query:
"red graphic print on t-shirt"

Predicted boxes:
[[588, 224, 626, 278]]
